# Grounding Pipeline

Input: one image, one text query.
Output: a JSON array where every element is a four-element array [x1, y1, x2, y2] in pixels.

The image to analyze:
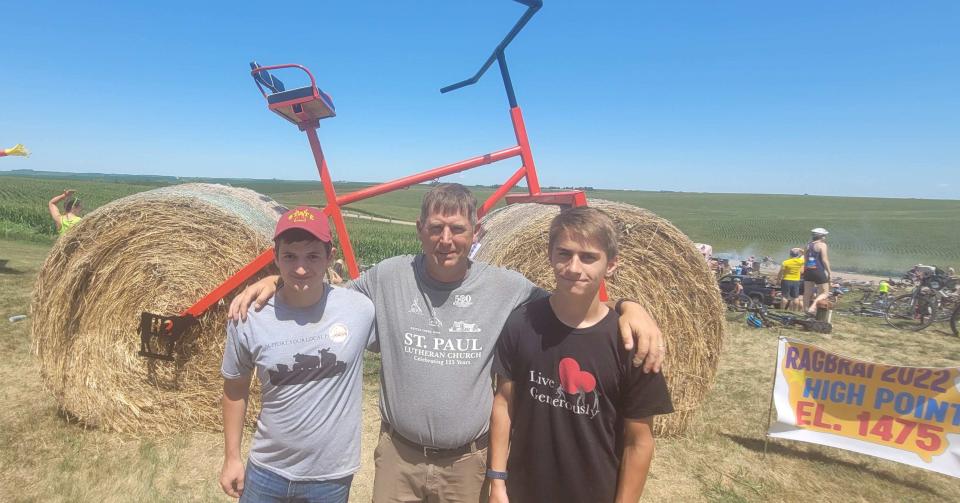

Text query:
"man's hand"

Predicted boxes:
[[219, 457, 245, 498], [617, 302, 665, 373], [489, 480, 509, 503], [229, 275, 279, 322]]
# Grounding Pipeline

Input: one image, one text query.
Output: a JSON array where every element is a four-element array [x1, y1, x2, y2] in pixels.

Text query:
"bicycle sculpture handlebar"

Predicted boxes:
[[440, 0, 542, 107]]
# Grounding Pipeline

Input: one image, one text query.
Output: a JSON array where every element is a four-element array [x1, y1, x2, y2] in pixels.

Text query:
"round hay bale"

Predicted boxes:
[[31, 183, 286, 435], [475, 199, 724, 436]]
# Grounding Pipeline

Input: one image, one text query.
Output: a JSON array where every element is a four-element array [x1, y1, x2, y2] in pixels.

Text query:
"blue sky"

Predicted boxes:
[[2, 1, 957, 199]]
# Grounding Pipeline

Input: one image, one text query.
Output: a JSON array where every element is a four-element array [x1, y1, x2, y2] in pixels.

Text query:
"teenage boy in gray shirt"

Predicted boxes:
[[230, 184, 666, 502], [220, 206, 375, 502]]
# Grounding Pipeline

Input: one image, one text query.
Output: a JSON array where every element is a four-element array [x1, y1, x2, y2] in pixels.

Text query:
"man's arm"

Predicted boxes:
[[776, 265, 785, 284], [519, 282, 663, 372], [605, 300, 664, 373], [229, 275, 279, 322], [614, 417, 656, 503], [220, 377, 251, 498], [229, 261, 376, 322], [488, 378, 514, 503]]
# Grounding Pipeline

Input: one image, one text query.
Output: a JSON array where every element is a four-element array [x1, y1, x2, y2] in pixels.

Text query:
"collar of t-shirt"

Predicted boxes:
[[273, 283, 331, 322], [543, 296, 618, 334], [413, 254, 482, 292]]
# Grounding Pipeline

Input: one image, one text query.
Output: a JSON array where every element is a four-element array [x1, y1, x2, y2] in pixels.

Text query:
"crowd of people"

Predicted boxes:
[[716, 229, 833, 316]]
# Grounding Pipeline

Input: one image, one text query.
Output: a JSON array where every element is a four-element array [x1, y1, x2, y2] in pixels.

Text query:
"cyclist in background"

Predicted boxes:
[[731, 277, 744, 307], [777, 248, 804, 311], [877, 279, 890, 302], [802, 228, 832, 315]]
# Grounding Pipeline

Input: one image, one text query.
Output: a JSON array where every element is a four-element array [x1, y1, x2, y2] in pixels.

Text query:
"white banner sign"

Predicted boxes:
[[769, 337, 960, 478]]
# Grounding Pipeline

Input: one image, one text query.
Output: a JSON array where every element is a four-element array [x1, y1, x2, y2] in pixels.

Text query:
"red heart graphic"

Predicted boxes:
[[558, 358, 596, 394]]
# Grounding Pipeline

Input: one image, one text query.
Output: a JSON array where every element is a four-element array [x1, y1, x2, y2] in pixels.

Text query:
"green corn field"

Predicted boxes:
[[1, 173, 957, 275], [0, 175, 421, 266], [330, 219, 421, 267], [0, 176, 161, 242]]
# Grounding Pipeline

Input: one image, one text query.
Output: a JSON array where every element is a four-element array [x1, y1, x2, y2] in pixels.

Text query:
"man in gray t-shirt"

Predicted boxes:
[[231, 185, 666, 502], [353, 253, 542, 449], [220, 206, 375, 503]]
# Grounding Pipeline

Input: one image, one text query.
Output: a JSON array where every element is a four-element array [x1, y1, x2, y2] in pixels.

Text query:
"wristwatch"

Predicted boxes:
[[486, 469, 508, 480]]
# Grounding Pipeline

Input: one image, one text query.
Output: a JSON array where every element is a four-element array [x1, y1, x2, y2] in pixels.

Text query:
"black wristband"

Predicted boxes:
[[486, 469, 508, 480]]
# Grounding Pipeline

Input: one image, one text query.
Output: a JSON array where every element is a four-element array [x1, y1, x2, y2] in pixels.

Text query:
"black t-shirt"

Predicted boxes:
[[492, 297, 673, 503]]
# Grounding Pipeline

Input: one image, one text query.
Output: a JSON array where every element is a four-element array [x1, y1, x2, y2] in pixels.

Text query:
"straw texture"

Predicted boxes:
[[31, 184, 285, 435]]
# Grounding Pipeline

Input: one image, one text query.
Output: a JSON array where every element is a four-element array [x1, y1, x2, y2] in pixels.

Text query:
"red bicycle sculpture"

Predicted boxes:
[[139, 0, 598, 361]]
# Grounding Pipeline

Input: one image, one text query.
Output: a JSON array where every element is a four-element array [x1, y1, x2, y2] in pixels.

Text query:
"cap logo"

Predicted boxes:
[[288, 209, 315, 223]]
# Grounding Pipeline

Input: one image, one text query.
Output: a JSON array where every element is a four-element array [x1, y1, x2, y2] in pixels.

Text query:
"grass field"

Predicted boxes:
[[4, 172, 955, 275], [2, 237, 959, 502]]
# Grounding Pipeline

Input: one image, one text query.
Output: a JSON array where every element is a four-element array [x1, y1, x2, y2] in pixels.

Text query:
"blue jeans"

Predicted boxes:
[[240, 462, 353, 503]]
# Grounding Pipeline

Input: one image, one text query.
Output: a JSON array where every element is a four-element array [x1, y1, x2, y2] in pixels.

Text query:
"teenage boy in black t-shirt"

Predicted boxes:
[[488, 207, 673, 503]]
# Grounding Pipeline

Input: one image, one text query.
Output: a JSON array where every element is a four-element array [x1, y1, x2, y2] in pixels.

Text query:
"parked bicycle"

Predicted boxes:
[[745, 303, 832, 334], [723, 289, 758, 318], [884, 267, 958, 331], [843, 288, 893, 318]]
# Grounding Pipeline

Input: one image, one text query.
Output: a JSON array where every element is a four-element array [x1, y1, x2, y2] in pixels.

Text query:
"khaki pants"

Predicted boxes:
[[372, 429, 488, 503]]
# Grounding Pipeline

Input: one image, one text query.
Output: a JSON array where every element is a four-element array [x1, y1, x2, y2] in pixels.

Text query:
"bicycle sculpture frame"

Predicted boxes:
[[139, 1, 600, 361]]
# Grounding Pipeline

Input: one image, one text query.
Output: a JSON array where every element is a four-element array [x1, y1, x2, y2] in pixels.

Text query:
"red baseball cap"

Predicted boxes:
[[274, 206, 332, 242]]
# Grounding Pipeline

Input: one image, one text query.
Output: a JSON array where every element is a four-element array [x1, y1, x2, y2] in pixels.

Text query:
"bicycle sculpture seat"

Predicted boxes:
[[251, 62, 336, 125]]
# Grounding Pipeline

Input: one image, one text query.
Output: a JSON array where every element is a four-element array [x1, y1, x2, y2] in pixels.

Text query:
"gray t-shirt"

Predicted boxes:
[[221, 284, 375, 481], [351, 254, 544, 449]]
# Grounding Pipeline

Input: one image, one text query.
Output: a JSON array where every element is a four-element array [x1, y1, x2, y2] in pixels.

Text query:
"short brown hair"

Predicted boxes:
[[274, 228, 332, 256], [548, 207, 618, 259], [419, 183, 477, 227]]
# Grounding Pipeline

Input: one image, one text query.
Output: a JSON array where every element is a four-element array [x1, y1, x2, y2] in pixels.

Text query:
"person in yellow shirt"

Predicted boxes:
[[877, 279, 890, 302], [777, 248, 805, 311], [48, 189, 83, 235]]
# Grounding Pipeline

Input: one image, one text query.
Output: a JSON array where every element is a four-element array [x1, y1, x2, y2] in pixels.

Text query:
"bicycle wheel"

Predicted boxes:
[[951, 304, 959, 336], [885, 293, 939, 331], [744, 294, 762, 311]]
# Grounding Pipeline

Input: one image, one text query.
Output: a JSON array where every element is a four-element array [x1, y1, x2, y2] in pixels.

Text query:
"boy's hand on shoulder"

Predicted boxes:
[[219, 457, 245, 498], [229, 275, 280, 322], [617, 301, 665, 373]]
